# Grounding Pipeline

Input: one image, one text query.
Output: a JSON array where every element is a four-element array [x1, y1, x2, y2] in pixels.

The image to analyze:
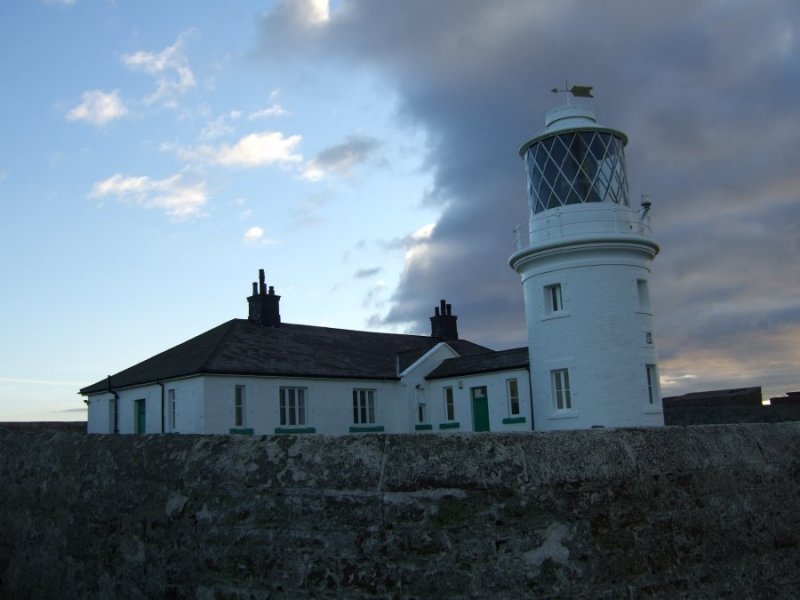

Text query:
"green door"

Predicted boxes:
[[471, 386, 490, 432], [135, 399, 146, 434]]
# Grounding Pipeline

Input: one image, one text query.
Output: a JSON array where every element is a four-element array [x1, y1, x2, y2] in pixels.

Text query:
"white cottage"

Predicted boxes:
[[83, 97, 666, 434], [81, 270, 532, 435]]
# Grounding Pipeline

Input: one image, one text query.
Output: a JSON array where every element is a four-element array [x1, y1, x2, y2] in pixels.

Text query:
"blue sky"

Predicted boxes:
[[1, 0, 799, 421]]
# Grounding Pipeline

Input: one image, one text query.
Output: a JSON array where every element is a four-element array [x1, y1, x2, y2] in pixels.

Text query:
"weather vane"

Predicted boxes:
[[551, 82, 594, 104]]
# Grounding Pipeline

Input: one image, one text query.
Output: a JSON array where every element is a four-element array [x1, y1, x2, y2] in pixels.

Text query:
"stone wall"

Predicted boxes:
[[2, 425, 799, 598]]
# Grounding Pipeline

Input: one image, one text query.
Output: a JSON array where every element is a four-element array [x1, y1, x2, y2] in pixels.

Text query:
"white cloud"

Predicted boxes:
[[67, 89, 128, 126], [89, 173, 208, 220], [42, 0, 76, 5], [242, 226, 277, 245], [176, 131, 303, 168], [412, 222, 435, 241], [123, 34, 196, 107], [308, 0, 330, 23], [249, 104, 289, 119], [243, 226, 264, 244], [249, 89, 289, 119], [200, 110, 242, 140]]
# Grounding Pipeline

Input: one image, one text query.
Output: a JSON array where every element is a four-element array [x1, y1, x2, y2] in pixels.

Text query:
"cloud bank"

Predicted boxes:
[[256, 0, 800, 397]]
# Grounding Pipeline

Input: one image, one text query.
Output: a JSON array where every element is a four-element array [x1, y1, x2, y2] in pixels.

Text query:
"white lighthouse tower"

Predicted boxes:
[[509, 92, 664, 430]]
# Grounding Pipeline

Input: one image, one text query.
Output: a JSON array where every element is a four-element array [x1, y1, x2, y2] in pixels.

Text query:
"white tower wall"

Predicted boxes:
[[510, 105, 664, 430]]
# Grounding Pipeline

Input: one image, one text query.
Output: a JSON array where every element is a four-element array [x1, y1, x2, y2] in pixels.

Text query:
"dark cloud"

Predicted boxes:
[[258, 0, 800, 396], [306, 134, 382, 179], [354, 267, 381, 279]]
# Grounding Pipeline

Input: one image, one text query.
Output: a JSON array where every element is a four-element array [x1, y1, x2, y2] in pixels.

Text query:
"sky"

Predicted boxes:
[[1, 0, 798, 421]]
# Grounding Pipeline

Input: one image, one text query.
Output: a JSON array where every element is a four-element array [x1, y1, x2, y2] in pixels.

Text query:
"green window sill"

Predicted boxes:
[[415, 424, 433, 431], [349, 425, 385, 433], [502, 416, 527, 424], [229, 427, 254, 435], [438, 422, 460, 430], [274, 427, 316, 434]]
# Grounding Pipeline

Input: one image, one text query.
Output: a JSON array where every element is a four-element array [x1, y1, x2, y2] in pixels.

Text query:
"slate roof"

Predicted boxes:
[[80, 319, 492, 395], [425, 347, 530, 380]]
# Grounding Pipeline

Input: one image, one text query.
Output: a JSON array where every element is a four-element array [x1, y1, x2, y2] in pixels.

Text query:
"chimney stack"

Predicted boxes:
[[430, 299, 458, 340], [247, 269, 281, 327]]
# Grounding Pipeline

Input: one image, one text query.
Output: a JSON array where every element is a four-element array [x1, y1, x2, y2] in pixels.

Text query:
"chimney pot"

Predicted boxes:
[[430, 299, 459, 340], [248, 268, 282, 327]]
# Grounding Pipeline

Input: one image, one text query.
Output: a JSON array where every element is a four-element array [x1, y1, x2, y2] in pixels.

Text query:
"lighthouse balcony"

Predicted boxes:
[[513, 204, 653, 251]]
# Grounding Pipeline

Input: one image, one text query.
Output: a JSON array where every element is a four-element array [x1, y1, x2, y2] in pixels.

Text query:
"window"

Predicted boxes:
[[545, 283, 564, 314], [280, 387, 306, 426], [637, 279, 651, 311], [167, 389, 176, 431], [551, 369, 572, 411], [352, 389, 376, 424], [417, 402, 427, 424], [443, 387, 455, 421], [645, 331, 653, 345], [507, 378, 520, 415], [134, 399, 146, 434], [646, 364, 658, 405], [235, 385, 246, 427]]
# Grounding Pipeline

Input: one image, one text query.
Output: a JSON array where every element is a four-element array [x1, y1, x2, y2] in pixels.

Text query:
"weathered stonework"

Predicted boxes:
[[1, 424, 799, 598]]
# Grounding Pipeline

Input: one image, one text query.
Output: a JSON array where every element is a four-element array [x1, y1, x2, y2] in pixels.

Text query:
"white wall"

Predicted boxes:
[[87, 377, 206, 434], [87, 365, 533, 436], [398, 343, 460, 432], [425, 369, 532, 433], [517, 239, 664, 430], [87, 392, 114, 434], [202, 375, 407, 435]]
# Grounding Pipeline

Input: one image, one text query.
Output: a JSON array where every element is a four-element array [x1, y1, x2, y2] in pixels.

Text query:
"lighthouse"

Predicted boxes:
[[509, 93, 664, 430]]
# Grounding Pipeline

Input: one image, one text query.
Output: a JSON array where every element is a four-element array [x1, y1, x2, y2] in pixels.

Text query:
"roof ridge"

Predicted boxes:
[[262, 319, 435, 340]]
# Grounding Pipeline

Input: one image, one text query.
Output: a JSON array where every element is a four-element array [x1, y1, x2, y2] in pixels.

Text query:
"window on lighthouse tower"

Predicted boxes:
[[551, 369, 572, 410], [545, 283, 564, 314]]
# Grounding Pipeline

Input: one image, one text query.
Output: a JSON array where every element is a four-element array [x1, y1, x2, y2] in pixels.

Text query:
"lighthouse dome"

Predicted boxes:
[[519, 105, 630, 215]]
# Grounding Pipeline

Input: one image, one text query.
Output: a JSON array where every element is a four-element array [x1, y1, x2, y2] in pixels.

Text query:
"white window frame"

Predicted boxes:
[[506, 378, 520, 416], [551, 369, 572, 411], [352, 389, 376, 425], [443, 386, 455, 421], [543, 282, 569, 319], [234, 385, 246, 427], [280, 387, 307, 426], [546, 283, 563, 312]]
